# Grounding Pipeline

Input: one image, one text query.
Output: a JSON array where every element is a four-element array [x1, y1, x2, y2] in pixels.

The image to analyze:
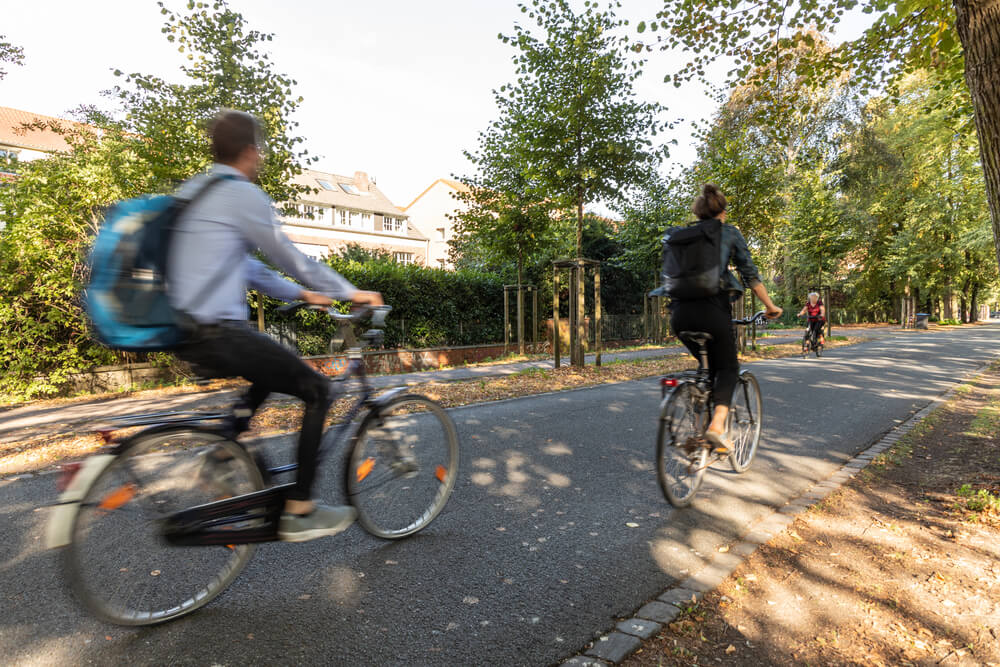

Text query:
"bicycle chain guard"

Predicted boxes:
[[161, 483, 294, 546]]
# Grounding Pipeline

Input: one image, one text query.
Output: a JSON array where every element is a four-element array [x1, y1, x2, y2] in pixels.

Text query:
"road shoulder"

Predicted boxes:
[[614, 362, 1000, 666]]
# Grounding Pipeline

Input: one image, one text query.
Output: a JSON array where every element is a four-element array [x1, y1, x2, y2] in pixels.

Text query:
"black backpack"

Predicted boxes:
[[660, 218, 723, 300]]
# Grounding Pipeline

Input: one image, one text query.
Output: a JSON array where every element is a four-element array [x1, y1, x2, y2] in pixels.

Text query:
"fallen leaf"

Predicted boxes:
[[626, 522, 639, 528], [726, 644, 736, 654], [718, 545, 730, 553]]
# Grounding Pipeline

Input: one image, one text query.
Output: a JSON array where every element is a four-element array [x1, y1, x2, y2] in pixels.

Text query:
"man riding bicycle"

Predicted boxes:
[[797, 292, 826, 347], [167, 109, 383, 542]]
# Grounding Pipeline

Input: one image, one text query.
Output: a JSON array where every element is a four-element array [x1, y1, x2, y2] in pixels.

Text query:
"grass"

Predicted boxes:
[[956, 484, 1000, 514]]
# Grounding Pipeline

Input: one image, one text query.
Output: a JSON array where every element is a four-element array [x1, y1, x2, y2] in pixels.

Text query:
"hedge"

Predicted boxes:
[[254, 259, 506, 352]]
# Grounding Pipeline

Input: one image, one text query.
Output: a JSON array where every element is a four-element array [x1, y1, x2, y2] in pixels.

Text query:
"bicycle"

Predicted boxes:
[[656, 310, 768, 508], [46, 304, 460, 626], [801, 317, 824, 358]]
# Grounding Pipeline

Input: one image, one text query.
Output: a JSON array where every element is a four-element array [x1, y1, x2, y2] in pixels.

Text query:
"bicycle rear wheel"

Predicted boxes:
[[656, 383, 708, 508], [64, 429, 264, 625], [347, 394, 459, 538], [728, 371, 763, 473]]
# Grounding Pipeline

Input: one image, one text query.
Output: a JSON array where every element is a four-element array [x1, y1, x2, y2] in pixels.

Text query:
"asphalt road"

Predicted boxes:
[[1, 325, 996, 666]]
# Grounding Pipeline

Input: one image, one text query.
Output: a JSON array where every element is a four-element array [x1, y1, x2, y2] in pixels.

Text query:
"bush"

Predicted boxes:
[[254, 259, 506, 352]]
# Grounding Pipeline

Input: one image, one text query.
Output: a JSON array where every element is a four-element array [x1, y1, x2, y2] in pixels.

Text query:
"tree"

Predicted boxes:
[[499, 0, 667, 257], [643, 0, 1000, 276], [0, 35, 24, 80], [106, 0, 313, 208], [0, 1, 312, 397], [612, 175, 689, 287]]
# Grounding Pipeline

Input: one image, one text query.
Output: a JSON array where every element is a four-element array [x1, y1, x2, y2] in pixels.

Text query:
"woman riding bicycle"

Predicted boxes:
[[668, 184, 782, 454], [797, 292, 826, 346]]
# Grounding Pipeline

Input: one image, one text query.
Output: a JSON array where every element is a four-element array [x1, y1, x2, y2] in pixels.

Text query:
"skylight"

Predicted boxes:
[[339, 183, 360, 195], [316, 179, 335, 191]]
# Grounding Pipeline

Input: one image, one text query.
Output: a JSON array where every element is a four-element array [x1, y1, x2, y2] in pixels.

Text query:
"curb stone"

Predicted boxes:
[[559, 359, 990, 665]]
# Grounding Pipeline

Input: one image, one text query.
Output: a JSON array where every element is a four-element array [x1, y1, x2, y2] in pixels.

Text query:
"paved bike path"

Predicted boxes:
[[0, 324, 988, 666], [0, 325, 891, 446]]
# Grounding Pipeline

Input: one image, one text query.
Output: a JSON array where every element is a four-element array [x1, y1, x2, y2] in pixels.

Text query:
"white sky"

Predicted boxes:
[[1, 1, 873, 210]]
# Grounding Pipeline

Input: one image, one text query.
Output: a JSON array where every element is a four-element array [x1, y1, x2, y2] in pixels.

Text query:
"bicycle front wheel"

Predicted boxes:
[[729, 371, 763, 473], [656, 383, 708, 508], [63, 429, 264, 625], [347, 394, 459, 539]]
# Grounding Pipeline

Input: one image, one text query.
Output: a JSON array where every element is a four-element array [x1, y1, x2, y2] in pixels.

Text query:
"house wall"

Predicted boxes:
[[283, 225, 428, 265], [406, 182, 463, 269]]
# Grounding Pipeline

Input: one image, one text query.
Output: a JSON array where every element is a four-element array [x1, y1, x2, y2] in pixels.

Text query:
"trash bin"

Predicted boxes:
[[914, 313, 930, 330]]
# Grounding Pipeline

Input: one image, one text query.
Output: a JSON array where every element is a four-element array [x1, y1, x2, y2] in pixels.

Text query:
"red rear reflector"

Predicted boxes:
[[661, 378, 678, 387], [57, 462, 82, 492]]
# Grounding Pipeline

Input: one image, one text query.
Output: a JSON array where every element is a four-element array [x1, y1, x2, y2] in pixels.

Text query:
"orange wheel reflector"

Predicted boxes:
[[435, 465, 447, 483], [225, 544, 235, 550], [356, 458, 376, 482], [98, 483, 137, 511]]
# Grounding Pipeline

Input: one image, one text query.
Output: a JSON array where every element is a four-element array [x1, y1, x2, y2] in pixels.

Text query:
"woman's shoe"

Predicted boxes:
[[704, 429, 733, 455]]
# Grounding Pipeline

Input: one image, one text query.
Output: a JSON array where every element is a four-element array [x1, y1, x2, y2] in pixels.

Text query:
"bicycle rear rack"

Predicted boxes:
[[104, 411, 229, 429]]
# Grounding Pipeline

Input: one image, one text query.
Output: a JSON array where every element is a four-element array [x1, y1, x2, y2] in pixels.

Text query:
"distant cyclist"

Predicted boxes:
[[798, 292, 826, 346]]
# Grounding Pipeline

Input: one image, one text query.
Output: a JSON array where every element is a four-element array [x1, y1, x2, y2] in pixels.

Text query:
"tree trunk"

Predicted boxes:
[[517, 259, 524, 355], [954, 0, 1000, 273], [971, 283, 981, 322], [576, 192, 584, 259]]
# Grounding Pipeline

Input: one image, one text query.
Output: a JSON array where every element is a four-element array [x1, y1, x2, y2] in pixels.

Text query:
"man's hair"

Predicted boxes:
[[209, 110, 262, 164]]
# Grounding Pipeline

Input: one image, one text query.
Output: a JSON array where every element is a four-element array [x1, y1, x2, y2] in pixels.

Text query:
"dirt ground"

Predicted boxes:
[[625, 365, 1000, 667]]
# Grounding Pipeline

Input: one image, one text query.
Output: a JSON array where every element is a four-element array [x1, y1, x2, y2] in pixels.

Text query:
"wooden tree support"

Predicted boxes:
[[504, 284, 539, 356], [553, 258, 602, 368]]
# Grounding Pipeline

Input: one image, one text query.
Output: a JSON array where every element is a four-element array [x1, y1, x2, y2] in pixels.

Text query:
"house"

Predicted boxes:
[[1, 106, 429, 263], [403, 178, 470, 270], [280, 168, 428, 265], [0, 106, 82, 176]]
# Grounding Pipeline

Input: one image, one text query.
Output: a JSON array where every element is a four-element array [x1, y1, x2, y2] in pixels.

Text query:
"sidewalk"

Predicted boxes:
[[0, 325, 893, 445], [619, 362, 1000, 667]]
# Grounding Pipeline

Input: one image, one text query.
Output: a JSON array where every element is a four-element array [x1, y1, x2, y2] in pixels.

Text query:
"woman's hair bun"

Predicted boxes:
[[692, 183, 727, 219]]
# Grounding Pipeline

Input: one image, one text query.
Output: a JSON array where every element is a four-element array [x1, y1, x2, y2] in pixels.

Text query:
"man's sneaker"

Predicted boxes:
[[278, 504, 357, 543]]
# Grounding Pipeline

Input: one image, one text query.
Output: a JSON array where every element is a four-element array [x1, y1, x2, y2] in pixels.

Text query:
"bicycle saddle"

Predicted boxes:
[[679, 331, 713, 345]]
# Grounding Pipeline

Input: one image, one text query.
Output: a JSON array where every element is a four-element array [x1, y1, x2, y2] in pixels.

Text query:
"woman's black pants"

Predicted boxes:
[[669, 294, 739, 408]]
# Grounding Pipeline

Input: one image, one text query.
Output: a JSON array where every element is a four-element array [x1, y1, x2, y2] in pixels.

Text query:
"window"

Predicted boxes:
[[360, 212, 372, 230], [300, 204, 317, 218], [316, 179, 336, 191], [338, 209, 349, 226], [339, 182, 360, 195], [394, 252, 414, 265], [383, 216, 403, 233]]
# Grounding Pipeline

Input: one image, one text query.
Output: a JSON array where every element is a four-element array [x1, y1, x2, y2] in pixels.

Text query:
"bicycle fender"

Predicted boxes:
[[45, 454, 116, 549], [369, 387, 408, 413]]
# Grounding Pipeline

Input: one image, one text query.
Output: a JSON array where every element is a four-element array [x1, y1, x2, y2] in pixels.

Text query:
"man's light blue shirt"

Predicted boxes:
[[167, 164, 356, 324]]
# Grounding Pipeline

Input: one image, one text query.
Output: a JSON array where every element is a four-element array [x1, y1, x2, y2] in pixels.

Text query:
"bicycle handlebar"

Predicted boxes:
[[732, 310, 769, 327], [276, 302, 393, 328]]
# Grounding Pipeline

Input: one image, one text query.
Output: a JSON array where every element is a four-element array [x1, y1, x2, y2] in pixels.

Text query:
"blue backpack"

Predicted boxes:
[[85, 175, 232, 351]]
